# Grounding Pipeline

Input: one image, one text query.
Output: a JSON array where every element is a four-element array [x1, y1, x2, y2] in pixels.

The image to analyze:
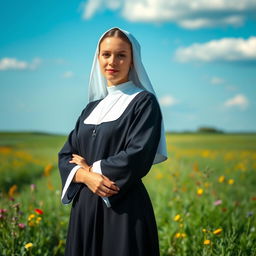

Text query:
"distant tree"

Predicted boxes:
[[197, 127, 224, 133]]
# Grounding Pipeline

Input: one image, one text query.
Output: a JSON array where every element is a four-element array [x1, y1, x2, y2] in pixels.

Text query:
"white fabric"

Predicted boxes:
[[88, 27, 167, 164], [92, 160, 111, 208], [61, 164, 82, 204], [84, 81, 143, 124]]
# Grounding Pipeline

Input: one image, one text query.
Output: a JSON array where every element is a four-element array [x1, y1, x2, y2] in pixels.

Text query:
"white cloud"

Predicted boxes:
[[224, 94, 249, 110], [63, 71, 74, 78], [159, 95, 179, 107], [81, 0, 256, 29], [175, 37, 256, 63], [82, 0, 120, 19], [211, 76, 225, 85], [0, 57, 41, 71]]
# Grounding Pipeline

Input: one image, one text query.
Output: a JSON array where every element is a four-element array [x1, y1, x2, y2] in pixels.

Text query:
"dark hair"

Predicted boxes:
[[98, 28, 132, 53]]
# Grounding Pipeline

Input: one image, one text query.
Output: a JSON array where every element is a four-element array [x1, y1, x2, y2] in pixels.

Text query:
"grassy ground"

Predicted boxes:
[[0, 132, 255, 255]]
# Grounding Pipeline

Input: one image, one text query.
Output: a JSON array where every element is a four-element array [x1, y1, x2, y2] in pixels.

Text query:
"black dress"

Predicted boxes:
[[58, 86, 162, 256]]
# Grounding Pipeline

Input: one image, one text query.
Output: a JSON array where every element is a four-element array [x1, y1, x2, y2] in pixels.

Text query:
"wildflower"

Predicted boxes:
[[213, 228, 222, 235], [228, 179, 234, 185], [0, 209, 7, 214], [29, 221, 35, 227], [28, 214, 35, 221], [204, 239, 211, 245], [44, 164, 53, 176], [175, 232, 186, 238], [30, 184, 36, 192], [213, 200, 222, 206], [8, 185, 18, 197], [202, 229, 207, 232], [36, 217, 42, 224], [35, 208, 43, 215], [173, 214, 181, 222], [252, 197, 256, 201], [218, 176, 225, 183], [197, 188, 203, 196], [24, 243, 33, 249], [18, 223, 26, 229], [247, 211, 254, 217]]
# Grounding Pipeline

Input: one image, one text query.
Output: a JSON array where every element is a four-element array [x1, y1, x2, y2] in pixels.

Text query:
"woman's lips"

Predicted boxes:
[[106, 69, 119, 73]]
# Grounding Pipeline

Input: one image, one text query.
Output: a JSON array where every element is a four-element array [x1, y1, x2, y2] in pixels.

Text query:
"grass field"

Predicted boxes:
[[0, 132, 255, 255]]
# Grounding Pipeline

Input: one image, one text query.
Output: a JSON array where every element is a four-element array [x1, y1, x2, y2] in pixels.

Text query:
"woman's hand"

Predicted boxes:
[[84, 171, 120, 197], [69, 154, 89, 170]]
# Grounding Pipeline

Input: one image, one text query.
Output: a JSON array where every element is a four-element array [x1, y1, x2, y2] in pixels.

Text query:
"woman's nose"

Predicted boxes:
[[109, 55, 117, 65]]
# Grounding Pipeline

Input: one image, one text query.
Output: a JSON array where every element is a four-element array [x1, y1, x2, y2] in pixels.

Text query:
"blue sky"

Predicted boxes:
[[0, 0, 255, 134]]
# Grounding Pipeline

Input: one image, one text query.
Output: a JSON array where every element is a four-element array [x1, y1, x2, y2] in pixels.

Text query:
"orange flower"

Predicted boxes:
[[8, 185, 18, 197], [44, 164, 53, 176]]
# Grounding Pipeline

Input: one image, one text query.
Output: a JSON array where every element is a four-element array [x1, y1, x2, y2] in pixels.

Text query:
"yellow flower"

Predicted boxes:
[[203, 239, 211, 245], [179, 223, 183, 228], [24, 243, 33, 249], [202, 228, 207, 232], [175, 232, 186, 238], [173, 214, 181, 222], [197, 188, 203, 196], [29, 221, 35, 227], [228, 179, 234, 185], [218, 176, 225, 183], [213, 228, 222, 235], [36, 217, 42, 224], [28, 214, 35, 221]]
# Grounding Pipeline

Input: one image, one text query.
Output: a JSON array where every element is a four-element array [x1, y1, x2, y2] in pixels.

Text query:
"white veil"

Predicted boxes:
[[88, 27, 168, 164]]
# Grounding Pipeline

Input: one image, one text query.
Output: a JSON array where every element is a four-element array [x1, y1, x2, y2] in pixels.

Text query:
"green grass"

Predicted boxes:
[[0, 132, 255, 255]]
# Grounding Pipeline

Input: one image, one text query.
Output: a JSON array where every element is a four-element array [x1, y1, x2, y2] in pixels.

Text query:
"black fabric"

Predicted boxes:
[[58, 90, 161, 256]]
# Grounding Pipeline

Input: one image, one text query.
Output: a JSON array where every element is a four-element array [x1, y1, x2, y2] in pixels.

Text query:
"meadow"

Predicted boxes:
[[0, 132, 255, 255]]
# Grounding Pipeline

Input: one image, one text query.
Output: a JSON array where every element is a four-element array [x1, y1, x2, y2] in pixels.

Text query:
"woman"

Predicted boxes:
[[58, 27, 168, 256]]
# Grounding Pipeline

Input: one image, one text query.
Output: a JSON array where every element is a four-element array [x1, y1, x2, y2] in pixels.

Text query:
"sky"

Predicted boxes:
[[0, 0, 256, 134]]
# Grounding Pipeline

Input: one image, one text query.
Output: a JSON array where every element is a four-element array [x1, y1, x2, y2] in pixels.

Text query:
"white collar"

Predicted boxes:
[[107, 81, 137, 95]]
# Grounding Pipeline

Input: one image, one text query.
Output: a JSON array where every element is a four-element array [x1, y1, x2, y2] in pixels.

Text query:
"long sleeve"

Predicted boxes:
[[58, 110, 84, 205], [92, 92, 162, 206]]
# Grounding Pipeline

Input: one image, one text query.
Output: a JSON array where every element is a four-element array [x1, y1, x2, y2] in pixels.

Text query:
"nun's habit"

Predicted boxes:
[[58, 27, 168, 256]]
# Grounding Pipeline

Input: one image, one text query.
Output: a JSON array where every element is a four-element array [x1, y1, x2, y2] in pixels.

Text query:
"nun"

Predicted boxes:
[[58, 27, 168, 256]]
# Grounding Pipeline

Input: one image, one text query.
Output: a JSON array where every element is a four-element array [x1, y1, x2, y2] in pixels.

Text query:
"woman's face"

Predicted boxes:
[[98, 37, 133, 86]]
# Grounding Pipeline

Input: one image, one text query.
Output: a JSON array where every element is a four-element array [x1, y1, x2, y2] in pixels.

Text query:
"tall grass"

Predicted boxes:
[[0, 132, 255, 255]]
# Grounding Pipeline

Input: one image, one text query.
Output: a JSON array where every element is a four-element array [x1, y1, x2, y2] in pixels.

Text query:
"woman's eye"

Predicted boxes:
[[102, 53, 110, 57], [118, 54, 126, 58]]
